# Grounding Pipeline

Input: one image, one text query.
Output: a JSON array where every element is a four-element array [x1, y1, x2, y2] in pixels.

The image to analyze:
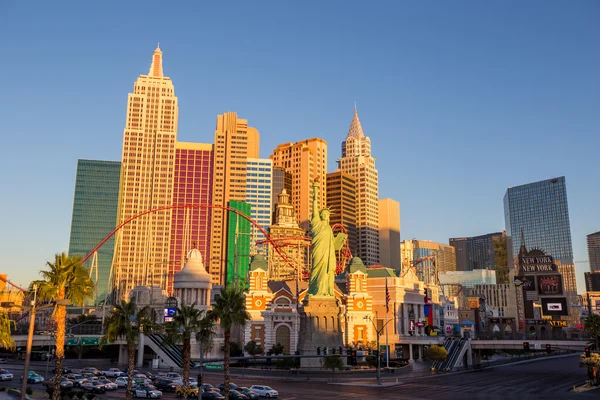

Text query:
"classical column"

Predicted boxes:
[[408, 343, 413, 361]]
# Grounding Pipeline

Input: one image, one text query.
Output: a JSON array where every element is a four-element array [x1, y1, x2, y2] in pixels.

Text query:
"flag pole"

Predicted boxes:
[[385, 279, 390, 368]]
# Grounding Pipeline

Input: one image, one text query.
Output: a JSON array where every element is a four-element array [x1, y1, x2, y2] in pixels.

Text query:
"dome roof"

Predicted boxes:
[[174, 249, 212, 288]]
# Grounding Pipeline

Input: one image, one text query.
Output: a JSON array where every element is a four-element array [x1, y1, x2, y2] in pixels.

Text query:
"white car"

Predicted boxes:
[[0, 369, 13, 381], [115, 377, 129, 388], [250, 385, 279, 398], [133, 386, 162, 398], [102, 368, 123, 378], [99, 378, 118, 390]]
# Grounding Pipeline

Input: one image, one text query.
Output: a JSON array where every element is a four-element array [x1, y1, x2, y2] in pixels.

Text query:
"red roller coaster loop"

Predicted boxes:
[[82, 204, 303, 281]]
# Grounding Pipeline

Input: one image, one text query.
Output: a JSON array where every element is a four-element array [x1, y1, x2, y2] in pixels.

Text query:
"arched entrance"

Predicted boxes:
[[275, 325, 291, 354]]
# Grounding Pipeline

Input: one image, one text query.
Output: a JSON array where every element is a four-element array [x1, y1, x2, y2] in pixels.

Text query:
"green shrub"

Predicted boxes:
[[26, 387, 33, 395], [85, 394, 96, 400], [66, 390, 77, 400]]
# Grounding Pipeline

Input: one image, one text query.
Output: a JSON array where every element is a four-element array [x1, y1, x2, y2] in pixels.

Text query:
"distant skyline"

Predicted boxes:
[[0, 1, 598, 293]]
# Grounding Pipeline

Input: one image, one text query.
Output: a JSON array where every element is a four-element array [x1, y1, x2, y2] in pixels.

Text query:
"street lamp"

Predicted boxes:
[[364, 314, 393, 386], [17, 285, 71, 400]]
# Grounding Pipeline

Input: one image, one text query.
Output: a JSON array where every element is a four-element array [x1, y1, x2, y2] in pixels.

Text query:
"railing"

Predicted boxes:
[[146, 334, 194, 369]]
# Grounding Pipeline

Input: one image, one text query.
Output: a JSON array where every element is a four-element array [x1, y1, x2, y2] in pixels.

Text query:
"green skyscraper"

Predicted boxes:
[[68, 159, 120, 304], [226, 200, 252, 286]]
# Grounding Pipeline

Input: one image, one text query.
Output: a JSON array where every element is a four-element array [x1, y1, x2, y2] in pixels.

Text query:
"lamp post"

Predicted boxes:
[[364, 314, 393, 385], [18, 285, 71, 400], [514, 278, 524, 340]]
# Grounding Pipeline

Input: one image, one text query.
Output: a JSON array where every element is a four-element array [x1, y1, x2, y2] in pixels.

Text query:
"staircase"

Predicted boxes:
[[145, 333, 194, 369]]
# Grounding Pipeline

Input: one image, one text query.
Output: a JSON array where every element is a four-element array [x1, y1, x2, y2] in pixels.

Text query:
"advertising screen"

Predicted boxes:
[[541, 297, 569, 317], [164, 307, 177, 322], [536, 275, 563, 296]]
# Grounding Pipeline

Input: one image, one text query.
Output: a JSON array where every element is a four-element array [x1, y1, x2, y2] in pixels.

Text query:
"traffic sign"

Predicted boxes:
[[204, 364, 223, 371], [80, 337, 99, 346], [67, 338, 80, 346]]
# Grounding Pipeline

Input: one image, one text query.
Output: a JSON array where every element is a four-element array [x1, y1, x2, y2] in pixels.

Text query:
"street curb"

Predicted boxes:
[[328, 382, 404, 388]]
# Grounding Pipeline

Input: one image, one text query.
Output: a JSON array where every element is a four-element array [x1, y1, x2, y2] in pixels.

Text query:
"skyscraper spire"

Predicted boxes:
[[149, 45, 163, 77], [347, 104, 365, 138], [519, 227, 528, 256]]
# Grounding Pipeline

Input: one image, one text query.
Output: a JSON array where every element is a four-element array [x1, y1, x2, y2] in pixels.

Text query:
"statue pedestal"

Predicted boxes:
[[297, 297, 344, 368]]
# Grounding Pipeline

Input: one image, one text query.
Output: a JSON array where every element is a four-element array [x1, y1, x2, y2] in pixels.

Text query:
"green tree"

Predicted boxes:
[[164, 303, 214, 400], [584, 314, 600, 350], [244, 340, 264, 356], [424, 345, 448, 362], [0, 310, 15, 350], [101, 299, 146, 400], [269, 343, 285, 355], [32, 253, 94, 400], [492, 235, 510, 284], [209, 285, 250, 396], [322, 356, 344, 380]]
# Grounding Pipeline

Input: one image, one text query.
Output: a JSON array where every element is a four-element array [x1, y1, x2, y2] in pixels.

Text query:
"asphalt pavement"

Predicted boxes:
[[0, 354, 598, 399]]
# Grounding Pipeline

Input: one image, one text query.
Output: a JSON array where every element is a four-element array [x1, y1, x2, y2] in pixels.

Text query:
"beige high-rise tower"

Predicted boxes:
[[113, 46, 179, 299], [378, 198, 400, 271], [338, 106, 379, 266], [270, 138, 327, 231], [209, 112, 260, 284]]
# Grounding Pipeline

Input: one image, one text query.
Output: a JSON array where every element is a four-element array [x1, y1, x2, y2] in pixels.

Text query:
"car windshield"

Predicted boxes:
[[263, 386, 273, 390]]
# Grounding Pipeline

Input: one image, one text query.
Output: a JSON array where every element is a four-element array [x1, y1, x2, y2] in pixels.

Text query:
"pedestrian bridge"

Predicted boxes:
[[11, 334, 121, 348], [470, 339, 590, 351]]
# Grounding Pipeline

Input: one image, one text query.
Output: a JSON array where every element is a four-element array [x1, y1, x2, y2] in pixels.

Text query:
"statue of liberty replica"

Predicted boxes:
[[297, 178, 346, 367]]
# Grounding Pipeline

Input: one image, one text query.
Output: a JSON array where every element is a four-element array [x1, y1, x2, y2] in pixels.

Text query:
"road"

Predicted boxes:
[[0, 355, 597, 399]]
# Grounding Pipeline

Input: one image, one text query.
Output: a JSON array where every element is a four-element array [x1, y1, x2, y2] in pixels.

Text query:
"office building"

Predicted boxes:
[[326, 170, 357, 255], [471, 284, 517, 319], [68, 159, 121, 304], [270, 138, 327, 231], [438, 269, 497, 288], [246, 158, 273, 255], [209, 112, 260, 284], [378, 198, 400, 271], [112, 46, 179, 299], [401, 240, 456, 284], [588, 231, 600, 273], [168, 142, 213, 294], [504, 176, 577, 322], [337, 106, 379, 266], [585, 272, 600, 292], [271, 166, 292, 224], [268, 188, 310, 281], [450, 232, 504, 271], [226, 200, 252, 286]]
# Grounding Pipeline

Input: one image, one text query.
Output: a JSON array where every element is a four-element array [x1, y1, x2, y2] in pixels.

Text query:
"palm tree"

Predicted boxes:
[[33, 252, 94, 400], [209, 285, 250, 395], [102, 298, 146, 400], [0, 310, 15, 350], [585, 314, 600, 349], [164, 303, 214, 400]]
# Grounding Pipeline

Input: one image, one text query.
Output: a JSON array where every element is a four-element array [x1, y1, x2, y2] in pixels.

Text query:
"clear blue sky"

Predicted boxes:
[[0, 1, 598, 293]]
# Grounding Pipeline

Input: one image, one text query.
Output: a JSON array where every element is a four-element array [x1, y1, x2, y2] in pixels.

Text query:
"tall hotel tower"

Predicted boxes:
[[209, 112, 260, 284], [113, 46, 179, 299], [168, 142, 213, 293], [338, 106, 380, 266], [270, 138, 328, 231]]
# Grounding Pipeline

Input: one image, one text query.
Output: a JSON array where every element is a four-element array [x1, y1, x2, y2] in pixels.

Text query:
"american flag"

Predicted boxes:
[[385, 279, 390, 314]]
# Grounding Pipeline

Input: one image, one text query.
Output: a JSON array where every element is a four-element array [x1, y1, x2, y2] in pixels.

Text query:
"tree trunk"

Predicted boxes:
[[182, 333, 191, 400], [126, 343, 135, 400], [224, 329, 231, 395], [52, 302, 67, 400]]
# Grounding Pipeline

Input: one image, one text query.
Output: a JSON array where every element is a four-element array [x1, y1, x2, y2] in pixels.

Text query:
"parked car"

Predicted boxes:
[[98, 378, 118, 390], [54, 377, 74, 388], [202, 391, 225, 400], [133, 385, 162, 398], [249, 385, 278, 398], [0, 369, 13, 381], [102, 368, 123, 378], [218, 383, 238, 391], [219, 390, 248, 400], [0, 359, 8, 364], [201, 384, 216, 392], [82, 367, 104, 376], [66, 374, 86, 387], [82, 380, 106, 393], [164, 372, 181, 380], [176, 384, 199, 398], [115, 377, 129, 388], [154, 379, 178, 392], [52, 367, 73, 374], [237, 387, 259, 400]]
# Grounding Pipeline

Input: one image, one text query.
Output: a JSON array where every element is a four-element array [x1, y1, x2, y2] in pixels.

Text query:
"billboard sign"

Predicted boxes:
[[541, 297, 569, 316], [467, 297, 480, 309], [537, 275, 563, 296], [516, 275, 536, 291], [549, 320, 567, 327], [519, 255, 557, 274], [164, 307, 177, 323]]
